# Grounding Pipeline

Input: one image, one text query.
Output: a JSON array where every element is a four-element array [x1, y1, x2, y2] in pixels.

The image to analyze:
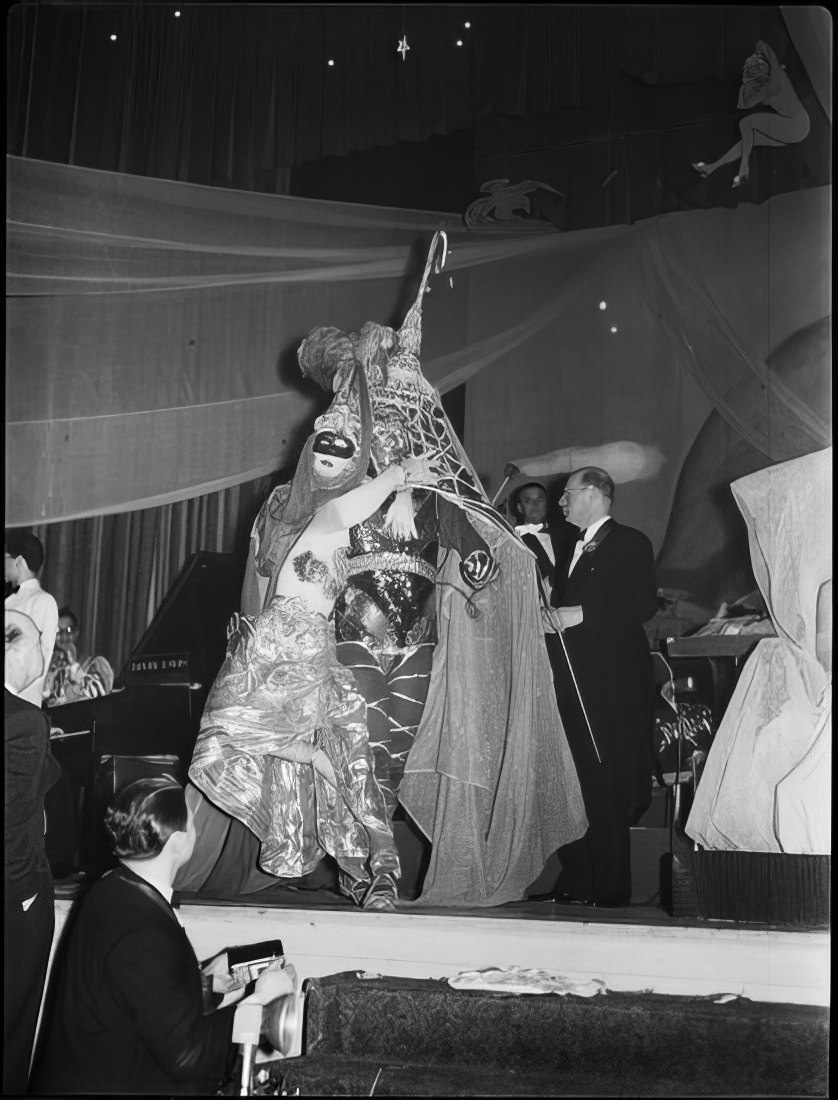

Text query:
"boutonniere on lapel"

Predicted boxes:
[[581, 521, 614, 556]]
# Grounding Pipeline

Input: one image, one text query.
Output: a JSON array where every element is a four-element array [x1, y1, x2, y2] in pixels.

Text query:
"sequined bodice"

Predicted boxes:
[[289, 545, 350, 602]]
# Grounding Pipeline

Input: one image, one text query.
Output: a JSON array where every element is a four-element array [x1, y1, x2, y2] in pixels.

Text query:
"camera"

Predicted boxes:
[[226, 939, 285, 986]]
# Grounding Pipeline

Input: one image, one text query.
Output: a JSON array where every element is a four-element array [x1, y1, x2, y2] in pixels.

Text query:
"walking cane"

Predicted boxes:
[[542, 602, 602, 765]]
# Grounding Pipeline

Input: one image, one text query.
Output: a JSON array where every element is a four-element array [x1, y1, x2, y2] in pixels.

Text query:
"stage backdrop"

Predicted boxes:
[[6, 155, 830, 625]]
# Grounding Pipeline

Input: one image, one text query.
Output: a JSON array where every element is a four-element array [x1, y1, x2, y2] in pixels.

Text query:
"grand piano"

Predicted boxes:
[[46, 551, 242, 876]]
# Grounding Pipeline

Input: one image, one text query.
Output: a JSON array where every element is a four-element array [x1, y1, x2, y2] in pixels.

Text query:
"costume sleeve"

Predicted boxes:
[[107, 922, 235, 1085], [579, 531, 658, 630], [320, 465, 405, 531]]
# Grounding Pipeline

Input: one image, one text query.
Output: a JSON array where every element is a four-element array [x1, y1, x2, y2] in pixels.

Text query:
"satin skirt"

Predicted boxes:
[[189, 595, 399, 896]]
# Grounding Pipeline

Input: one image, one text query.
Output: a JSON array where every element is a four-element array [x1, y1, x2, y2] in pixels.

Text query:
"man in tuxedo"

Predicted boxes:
[[545, 466, 657, 907], [5, 530, 59, 707], [511, 480, 576, 603], [4, 609, 61, 1095]]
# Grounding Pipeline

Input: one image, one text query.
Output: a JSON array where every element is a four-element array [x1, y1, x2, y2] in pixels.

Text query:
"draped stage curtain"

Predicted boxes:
[[6, 155, 830, 665], [7, 4, 589, 193]]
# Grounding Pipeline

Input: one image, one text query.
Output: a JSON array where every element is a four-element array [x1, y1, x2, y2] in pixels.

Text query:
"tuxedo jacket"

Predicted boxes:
[[548, 518, 657, 815], [4, 689, 60, 907], [520, 520, 578, 592], [33, 864, 235, 1095]]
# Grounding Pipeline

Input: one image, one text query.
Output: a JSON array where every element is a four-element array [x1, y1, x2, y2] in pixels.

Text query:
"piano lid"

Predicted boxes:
[[117, 551, 242, 690]]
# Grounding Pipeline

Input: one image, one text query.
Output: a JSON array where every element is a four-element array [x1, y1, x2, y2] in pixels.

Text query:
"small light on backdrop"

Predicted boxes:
[[397, 36, 410, 60], [599, 301, 607, 310], [464, 22, 471, 29], [327, 59, 335, 67], [174, 9, 181, 16], [456, 39, 463, 47], [109, 33, 117, 41], [610, 326, 618, 334]]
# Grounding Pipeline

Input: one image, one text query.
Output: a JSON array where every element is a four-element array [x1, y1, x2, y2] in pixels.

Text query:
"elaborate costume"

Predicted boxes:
[[189, 594, 398, 903], [44, 648, 114, 706], [186, 233, 587, 908]]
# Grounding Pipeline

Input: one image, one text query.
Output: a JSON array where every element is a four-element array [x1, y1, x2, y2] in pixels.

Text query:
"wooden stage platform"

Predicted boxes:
[[52, 883, 829, 1006]]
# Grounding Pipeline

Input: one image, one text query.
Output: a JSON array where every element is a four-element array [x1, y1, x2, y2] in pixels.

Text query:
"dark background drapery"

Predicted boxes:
[[7, 3, 830, 216], [5, 3, 832, 671]]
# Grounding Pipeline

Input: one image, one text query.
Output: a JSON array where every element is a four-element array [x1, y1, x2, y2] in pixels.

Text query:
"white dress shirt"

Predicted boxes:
[[567, 515, 611, 576], [5, 578, 59, 706]]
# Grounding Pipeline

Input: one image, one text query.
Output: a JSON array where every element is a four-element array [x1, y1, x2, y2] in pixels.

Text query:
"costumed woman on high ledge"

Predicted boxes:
[[187, 384, 434, 911], [693, 40, 809, 188]]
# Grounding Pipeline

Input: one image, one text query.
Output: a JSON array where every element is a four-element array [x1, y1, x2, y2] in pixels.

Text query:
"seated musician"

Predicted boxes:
[[44, 606, 114, 707]]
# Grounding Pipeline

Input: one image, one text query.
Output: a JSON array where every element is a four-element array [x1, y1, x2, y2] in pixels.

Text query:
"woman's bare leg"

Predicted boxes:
[[693, 142, 742, 177], [733, 118, 756, 185]]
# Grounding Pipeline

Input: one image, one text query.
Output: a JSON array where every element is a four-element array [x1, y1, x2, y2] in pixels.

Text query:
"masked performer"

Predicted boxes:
[[188, 388, 434, 909], [181, 234, 586, 908], [240, 234, 587, 907]]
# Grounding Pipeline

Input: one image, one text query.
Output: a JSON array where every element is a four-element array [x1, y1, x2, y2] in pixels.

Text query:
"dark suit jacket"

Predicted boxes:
[[4, 689, 60, 907], [550, 518, 657, 820], [520, 520, 578, 595], [33, 864, 235, 1095]]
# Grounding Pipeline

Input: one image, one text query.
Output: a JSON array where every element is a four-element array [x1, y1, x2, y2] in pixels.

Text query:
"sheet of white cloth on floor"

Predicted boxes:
[[448, 967, 605, 997]]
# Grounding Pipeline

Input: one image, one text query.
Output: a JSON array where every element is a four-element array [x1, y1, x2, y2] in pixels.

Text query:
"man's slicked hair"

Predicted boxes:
[[5, 530, 45, 574], [104, 777, 188, 860], [576, 466, 615, 502]]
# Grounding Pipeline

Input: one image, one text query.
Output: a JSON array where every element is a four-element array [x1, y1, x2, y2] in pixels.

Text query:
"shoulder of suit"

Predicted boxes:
[[606, 519, 650, 542], [4, 689, 49, 723]]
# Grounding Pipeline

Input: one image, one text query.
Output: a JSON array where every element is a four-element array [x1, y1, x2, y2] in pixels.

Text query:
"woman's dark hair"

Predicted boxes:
[[58, 606, 79, 629], [104, 777, 188, 860]]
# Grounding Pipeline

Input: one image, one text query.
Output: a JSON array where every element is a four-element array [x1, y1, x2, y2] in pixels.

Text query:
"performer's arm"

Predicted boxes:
[[319, 458, 432, 533], [755, 40, 780, 70], [755, 40, 786, 98]]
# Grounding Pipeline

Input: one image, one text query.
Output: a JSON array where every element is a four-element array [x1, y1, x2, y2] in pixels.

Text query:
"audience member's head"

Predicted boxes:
[[4, 530, 45, 585], [56, 607, 81, 654], [560, 466, 615, 529], [5, 609, 45, 693], [105, 778, 196, 878], [511, 481, 549, 526]]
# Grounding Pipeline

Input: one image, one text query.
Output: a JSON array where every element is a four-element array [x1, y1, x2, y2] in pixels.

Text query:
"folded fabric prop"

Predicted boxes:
[[448, 967, 604, 997]]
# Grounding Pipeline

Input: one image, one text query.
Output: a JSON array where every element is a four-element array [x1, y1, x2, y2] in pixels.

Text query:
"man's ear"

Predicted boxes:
[[165, 828, 188, 858]]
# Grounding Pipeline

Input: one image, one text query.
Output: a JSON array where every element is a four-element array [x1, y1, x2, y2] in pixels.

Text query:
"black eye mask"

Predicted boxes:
[[313, 431, 356, 459]]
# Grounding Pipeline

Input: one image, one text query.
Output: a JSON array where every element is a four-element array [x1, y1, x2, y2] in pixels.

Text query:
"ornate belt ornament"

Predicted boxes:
[[345, 552, 436, 582]]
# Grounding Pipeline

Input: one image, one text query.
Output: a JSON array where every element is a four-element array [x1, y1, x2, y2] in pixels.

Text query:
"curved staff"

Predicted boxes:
[[539, 589, 602, 765]]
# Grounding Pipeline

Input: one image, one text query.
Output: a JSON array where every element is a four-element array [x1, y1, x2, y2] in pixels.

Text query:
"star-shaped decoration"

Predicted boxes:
[[397, 35, 410, 61]]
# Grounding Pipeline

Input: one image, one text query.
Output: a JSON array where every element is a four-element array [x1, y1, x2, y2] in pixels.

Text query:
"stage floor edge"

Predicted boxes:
[[51, 897, 829, 1010]]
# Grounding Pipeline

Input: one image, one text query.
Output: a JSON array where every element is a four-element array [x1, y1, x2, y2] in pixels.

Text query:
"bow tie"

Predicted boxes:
[[516, 523, 547, 536], [576, 529, 587, 542]]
